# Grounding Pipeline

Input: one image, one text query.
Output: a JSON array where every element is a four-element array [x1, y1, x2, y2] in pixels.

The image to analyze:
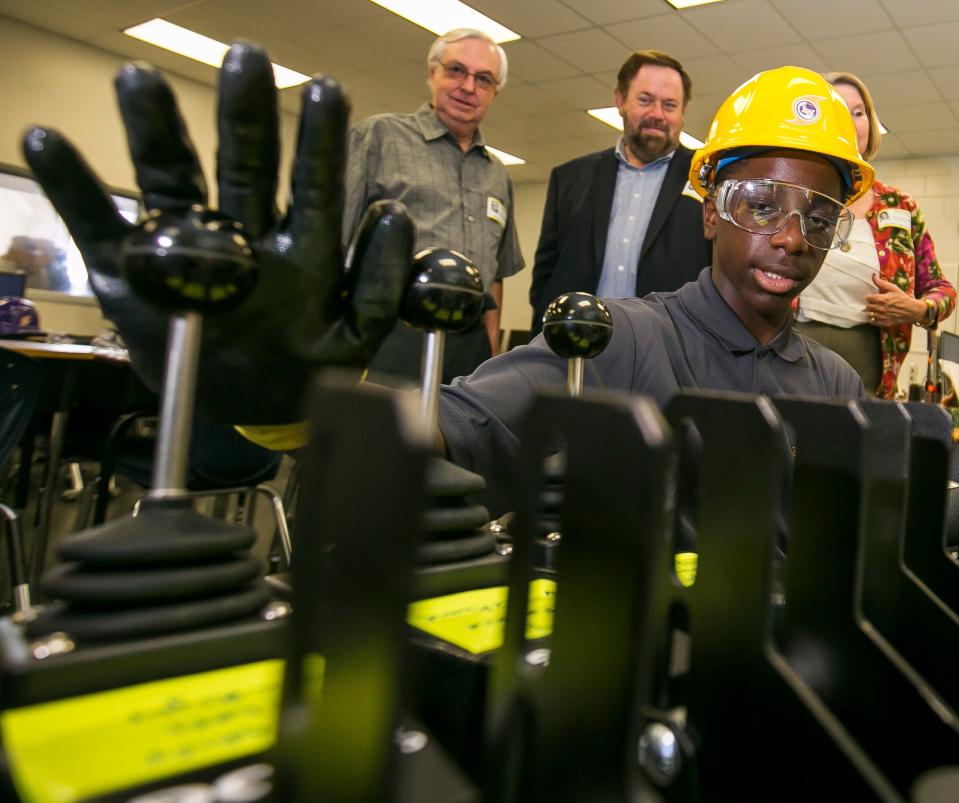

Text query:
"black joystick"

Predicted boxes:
[[401, 247, 484, 428], [542, 292, 613, 397], [26, 206, 271, 641], [400, 248, 494, 565], [538, 292, 614, 551]]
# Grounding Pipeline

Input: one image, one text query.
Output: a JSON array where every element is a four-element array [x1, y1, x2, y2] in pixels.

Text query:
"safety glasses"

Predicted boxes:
[[714, 179, 853, 250]]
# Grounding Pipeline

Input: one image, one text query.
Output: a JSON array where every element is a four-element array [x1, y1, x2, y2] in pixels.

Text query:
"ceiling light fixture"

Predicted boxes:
[[665, 0, 725, 9], [587, 108, 704, 150], [367, 0, 520, 43], [124, 19, 310, 89], [486, 146, 526, 165]]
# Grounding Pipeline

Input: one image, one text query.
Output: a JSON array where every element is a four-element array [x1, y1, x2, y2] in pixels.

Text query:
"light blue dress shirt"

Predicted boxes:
[[596, 140, 673, 299]]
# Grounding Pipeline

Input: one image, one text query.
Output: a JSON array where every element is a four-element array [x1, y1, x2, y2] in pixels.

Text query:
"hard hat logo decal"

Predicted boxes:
[[790, 95, 824, 125]]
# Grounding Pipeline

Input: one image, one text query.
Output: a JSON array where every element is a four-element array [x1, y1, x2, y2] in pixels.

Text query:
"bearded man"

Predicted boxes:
[[527, 50, 711, 335]]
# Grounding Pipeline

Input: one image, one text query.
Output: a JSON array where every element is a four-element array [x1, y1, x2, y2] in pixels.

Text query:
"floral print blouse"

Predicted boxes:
[[865, 180, 955, 398]]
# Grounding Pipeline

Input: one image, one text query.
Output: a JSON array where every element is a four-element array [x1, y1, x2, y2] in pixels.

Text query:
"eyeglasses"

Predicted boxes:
[[714, 179, 853, 250], [438, 61, 498, 93]]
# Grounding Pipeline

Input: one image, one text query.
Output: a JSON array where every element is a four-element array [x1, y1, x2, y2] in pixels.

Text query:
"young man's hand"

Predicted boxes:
[[23, 42, 415, 425]]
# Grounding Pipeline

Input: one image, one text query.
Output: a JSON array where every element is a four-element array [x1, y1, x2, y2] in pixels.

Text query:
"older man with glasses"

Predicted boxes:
[[343, 28, 524, 387]]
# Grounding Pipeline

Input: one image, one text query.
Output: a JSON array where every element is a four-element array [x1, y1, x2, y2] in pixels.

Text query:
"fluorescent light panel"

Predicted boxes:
[[666, 0, 725, 8], [486, 146, 525, 166], [368, 0, 520, 43], [124, 19, 310, 89], [587, 107, 703, 150]]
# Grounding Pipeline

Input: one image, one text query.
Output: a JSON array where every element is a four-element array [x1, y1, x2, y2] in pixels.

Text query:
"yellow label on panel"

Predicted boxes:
[[2, 659, 285, 803], [674, 551, 698, 587], [407, 579, 557, 654]]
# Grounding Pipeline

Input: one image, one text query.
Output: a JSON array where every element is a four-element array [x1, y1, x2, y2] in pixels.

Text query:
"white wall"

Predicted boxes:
[[501, 181, 546, 334]]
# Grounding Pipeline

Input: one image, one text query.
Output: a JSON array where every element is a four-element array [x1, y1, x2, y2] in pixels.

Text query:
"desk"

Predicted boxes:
[[0, 339, 150, 587]]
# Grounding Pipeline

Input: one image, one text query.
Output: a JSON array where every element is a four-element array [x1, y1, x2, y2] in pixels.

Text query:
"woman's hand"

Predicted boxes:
[[865, 274, 928, 327]]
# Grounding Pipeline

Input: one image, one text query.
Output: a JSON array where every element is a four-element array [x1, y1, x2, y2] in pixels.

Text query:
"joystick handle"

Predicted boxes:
[[541, 292, 613, 397], [121, 205, 256, 495], [399, 247, 485, 431]]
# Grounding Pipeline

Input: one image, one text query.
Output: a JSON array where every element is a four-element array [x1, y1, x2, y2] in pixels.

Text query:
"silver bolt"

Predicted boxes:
[[395, 728, 428, 754], [546, 532, 561, 542], [261, 601, 292, 621], [526, 647, 551, 667], [490, 522, 506, 535], [638, 721, 682, 787], [495, 542, 513, 556], [31, 631, 75, 660]]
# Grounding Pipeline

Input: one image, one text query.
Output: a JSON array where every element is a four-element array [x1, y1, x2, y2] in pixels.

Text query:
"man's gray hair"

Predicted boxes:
[[427, 28, 508, 89]]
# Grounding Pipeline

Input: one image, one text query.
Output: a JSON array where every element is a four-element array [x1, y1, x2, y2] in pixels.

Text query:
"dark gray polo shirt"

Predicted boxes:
[[439, 267, 863, 512], [343, 103, 524, 293]]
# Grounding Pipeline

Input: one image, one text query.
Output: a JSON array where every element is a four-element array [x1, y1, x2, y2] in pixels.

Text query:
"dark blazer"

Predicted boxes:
[[528, 145, 712, 334]]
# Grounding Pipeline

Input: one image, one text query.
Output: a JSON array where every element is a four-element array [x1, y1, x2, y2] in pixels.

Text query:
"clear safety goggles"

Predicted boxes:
[[714, 179, 853, 251]]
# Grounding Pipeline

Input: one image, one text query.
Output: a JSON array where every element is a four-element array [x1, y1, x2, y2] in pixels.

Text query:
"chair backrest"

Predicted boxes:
[[0, 349, 43, 476], [187, 419, 282, 491]]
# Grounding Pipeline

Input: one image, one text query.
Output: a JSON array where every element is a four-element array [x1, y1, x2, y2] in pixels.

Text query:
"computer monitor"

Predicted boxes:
[[0, 271, 26, 298], [0, 164, 140, 297], [940, 330, 959, 364], [938, 330, 959, 396]]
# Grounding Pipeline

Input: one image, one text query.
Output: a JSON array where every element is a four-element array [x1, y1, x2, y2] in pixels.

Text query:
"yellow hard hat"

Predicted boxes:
[[689, 66, 875, 204]]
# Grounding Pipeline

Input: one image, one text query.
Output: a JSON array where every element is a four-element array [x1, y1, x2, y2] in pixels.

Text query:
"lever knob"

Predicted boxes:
[[542, 292, 613, 360], [121, 205, 257, 313], [401, 247, 485, 333]]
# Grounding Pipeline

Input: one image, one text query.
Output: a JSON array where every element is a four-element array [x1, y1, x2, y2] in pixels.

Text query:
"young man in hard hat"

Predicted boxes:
[[438, 66, 874, 500], [25, 60, 873, 478]]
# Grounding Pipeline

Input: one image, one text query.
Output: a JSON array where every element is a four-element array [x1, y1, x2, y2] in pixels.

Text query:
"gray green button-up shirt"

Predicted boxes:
[[343, 103, 524, 295]]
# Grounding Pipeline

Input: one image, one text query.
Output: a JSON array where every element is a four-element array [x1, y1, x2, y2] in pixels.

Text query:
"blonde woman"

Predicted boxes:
[[795, 71, 955, 397]]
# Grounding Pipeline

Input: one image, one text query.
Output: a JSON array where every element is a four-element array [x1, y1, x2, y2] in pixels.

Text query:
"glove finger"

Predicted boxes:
[[216, 42, 279, 239], [22, 127, 129, 271], [343, 199, 416, 351], [285, 75, 349, 290], [115, 62, 207, 212]]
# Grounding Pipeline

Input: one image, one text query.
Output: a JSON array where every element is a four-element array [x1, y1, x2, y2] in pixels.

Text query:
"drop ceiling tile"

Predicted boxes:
[[605, 13, 719, 60], [896, 127, 959, 156], [468, 0, 591, 37], [0, 1, 104, 41], [29, 0, 195, 30], [930, 66, 959, 101], [879, 103, 958, 134], [731, 43, 830, 77], [901, 21, 959, 68], [562, 0, 667, 26], [866, 70, 943, 107], [684, 0, 802, 52], [502, 40, 582, 82], [683, 91, 729, 139], [881, 0, 959, 27], [811, 30, 919, 74], [492, 82, 579, 115], [538, 74, 615, 109], [681, 54, 750, 96], [769, 0, 893, 39], [536, 27, 634, 74]]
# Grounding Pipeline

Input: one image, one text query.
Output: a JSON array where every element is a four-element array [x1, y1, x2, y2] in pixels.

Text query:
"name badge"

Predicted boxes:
[[876, 208, 911, 232], [487, 196, 507, 228], [681, 180, 703, 203]]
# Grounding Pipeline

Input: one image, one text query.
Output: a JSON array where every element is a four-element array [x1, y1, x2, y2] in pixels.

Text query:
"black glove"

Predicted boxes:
[[23, 42, 415, 425]]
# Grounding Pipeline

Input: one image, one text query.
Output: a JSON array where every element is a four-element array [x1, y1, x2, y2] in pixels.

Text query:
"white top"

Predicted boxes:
[[797, 218, 880, 327]]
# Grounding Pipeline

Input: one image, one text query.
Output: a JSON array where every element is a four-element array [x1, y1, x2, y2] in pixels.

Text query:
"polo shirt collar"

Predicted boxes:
[[415, 103, 488, 153], [678, 268, 804, 362]]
